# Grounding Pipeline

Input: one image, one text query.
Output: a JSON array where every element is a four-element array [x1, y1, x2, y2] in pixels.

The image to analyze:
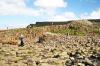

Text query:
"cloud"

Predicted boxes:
[[0, 23, 28, 30], [34, 0, 67, 8], [44, 9, 100, 21], [0, 0, 39, 16], [49, 15, 67, 21], [80, 9, 100, 19], [1, 0, 99, 22], [0, 0, 26, 7], [48, 12, 78, 21], [64, 12, 77, 19], [33, 0, 67, 21]]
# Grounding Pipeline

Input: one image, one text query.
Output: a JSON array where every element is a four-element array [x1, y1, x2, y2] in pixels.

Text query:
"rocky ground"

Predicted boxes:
[[0, 32, 100, 66]]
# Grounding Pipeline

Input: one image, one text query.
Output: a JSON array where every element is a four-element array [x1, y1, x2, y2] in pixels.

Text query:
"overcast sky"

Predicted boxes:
[[0, 0, 100, 29]]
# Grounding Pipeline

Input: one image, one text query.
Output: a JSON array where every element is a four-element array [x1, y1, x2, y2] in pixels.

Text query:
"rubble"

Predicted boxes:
[[0, 34, 100, 66]]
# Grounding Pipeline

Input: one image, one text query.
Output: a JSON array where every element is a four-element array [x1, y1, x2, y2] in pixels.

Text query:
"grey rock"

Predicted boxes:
[[78, 63, 85, 66], [83, 58, 94, 66]]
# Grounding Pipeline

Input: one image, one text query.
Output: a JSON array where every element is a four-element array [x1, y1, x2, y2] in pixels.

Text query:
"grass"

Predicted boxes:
[[93, 29, 100, 35], [51, 27, 100, 36], [50, 22, 100, 36], [51, 27, 86, 36]]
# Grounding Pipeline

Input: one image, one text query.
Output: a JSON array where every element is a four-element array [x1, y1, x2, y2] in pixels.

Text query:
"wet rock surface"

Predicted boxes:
[[0, 34, 100, 66]]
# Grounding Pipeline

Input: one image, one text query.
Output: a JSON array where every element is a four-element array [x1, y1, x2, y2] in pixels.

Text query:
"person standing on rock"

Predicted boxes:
[[19, 34, 25, 47]]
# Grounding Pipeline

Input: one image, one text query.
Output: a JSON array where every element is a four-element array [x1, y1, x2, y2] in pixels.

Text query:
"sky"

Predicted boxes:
[[0, 0, 100, 29]]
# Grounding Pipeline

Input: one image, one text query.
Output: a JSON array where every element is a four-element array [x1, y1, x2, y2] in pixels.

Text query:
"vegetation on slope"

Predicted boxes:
[[0, 19, 100, 44], [50, 20, 100, 36]]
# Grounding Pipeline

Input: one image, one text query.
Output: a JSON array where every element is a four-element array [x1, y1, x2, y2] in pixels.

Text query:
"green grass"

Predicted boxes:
[[51, 28, 86, 36], [93, 29, 100, 35], [50, 24, 86, 36]]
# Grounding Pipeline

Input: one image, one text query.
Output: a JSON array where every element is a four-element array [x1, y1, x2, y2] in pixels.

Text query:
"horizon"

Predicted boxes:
[[1, 18, 100, 30], [0, 0, 100, 29]]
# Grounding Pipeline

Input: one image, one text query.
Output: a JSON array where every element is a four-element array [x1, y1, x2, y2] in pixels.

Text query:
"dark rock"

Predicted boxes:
[[65, 59, 74, 66], [69, 52, 75, 57], [35, 61, 40, 65], [53, 54, 60, 58], [37, 36, 45, 43], [90, 55, 97, 59]]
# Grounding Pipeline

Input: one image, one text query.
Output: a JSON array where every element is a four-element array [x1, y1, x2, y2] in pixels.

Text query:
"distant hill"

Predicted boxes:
[[88, 19, 100, 23], [27, 19, 100, 27], [0, 19, 100, 45]]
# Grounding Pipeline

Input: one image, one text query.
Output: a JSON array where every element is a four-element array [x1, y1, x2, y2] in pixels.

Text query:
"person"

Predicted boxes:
[[19, 34, 24, 47]]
